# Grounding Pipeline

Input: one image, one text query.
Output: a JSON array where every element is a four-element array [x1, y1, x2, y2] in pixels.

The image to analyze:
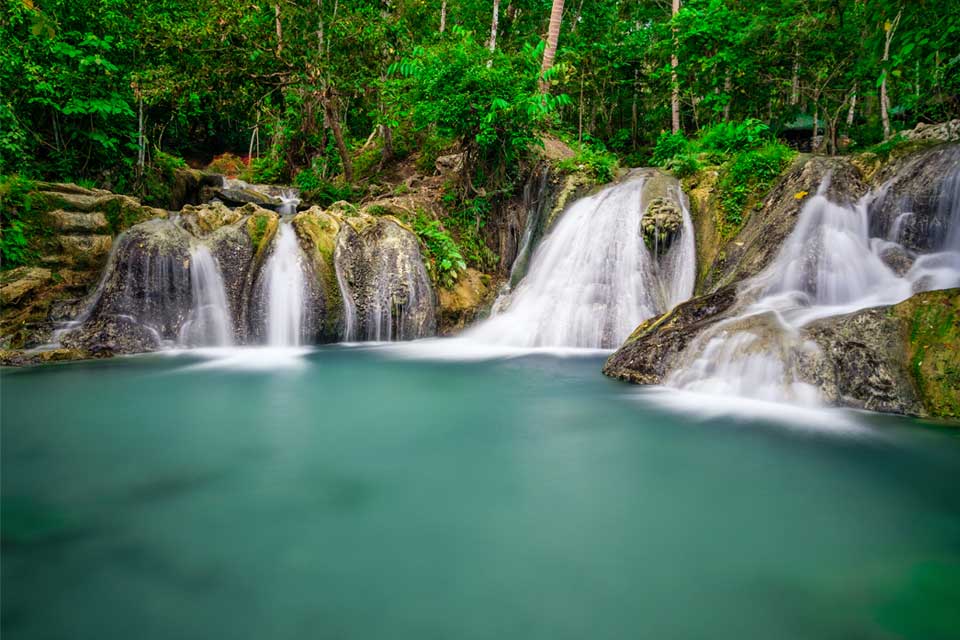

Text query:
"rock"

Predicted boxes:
[[291, 208, 345, 341], [334, 214, 436, 340], [45, 210, 110, 233], [206, 221, 255, 336], [696, 155, 868, 294], [435, 153, 464, 176], [602, 285, 739, 384], [901, 119, 960, 144], [641, 197, 683, 253], [867, 144, 960, 252], [437, 268, 491, 335], [56, 235, 112, 268], [59, 219, 193, 354], [1, 268, 53, 306], [212, 187, 281, 210], [179, 201, 246, 237], [879, 243, 914, 277], [799, 289, 960, 418]]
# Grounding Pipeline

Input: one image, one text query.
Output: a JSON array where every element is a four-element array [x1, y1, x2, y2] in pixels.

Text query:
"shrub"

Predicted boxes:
[[666, 153, 701, 179], [294, 167, 354, 206], [699, 119, 771, 154], [414, 214, 467, 288], [556, 142, 619, 184], [206, 153, 247, 177], [651, 131, 690, 165], [244, 155, 286, 184], [0, 175, 38, 268], [717, 142, 794, 224]]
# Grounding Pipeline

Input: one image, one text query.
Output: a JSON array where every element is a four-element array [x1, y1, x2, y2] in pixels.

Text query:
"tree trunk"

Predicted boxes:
[[846, 82, 857, 126], [671, 0, 681, 133], [322, 90, 352, 183], [880, 10, 902, 140], [489, 0, 500, 52], [723, 72, 732, 121], [440, 1, 446, 33], [539, 0, 565, 92], [274, 4, 283, 55], [790, 55, 799, 105]]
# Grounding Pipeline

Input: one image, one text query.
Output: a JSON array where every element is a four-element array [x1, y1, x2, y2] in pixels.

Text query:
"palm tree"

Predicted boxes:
[[540, 0, 565, 92]]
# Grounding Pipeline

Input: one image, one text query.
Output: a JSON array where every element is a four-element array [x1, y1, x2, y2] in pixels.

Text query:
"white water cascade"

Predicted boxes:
[[178, 245, 234, 347], [467, 173, 696, 348], [667, 173, 960, 406], [262, 220, 308, 347]]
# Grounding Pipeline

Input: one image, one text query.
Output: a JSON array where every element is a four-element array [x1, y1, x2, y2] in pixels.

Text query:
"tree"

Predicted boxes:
[[671, 0, 681, 133], [539, 0, 565, 92]]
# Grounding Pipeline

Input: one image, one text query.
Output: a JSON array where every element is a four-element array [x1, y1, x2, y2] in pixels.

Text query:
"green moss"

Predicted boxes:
[[246, 212, 278, 258], [291, 211, 343, 338], [898, 290, 960, 419]]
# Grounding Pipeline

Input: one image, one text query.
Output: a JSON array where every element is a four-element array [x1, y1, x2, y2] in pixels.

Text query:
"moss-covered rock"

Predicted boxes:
[[437, 268, 492, 335], [291, 207, 344, 341], [245, 209, 280, 260], [641, 197, 683, 252], [602, 285, 739, 385], [898, 289, 960, 418]]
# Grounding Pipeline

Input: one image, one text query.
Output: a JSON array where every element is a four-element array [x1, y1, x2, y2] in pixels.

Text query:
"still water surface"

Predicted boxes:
[[2, 346, 959, 639]]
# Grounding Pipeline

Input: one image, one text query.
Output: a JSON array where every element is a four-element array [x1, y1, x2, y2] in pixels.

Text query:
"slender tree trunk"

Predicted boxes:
[[723, 72, 732, 121], [790, 55, 799, 105], [812, 103, 819, 152], [489, 0, 500, 52], [578, 71, 584, 143], [631, 68, 639, 149], [539, 0, 565, 92], [846, 82, 857, 126], [322, 90, 352, 182], [671, 0, 681, 133], [439, 1, 446, 33], [274, 4, 283, 55], [880, 10, 902, 140]]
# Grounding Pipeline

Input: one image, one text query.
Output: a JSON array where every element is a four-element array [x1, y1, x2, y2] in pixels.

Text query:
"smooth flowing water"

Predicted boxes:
[[3, 349, 959, 640], [178, 245, 233, 347], [470, 174, 695, 348], [668, 174, 960, 404], [261, 221, 307, 347]]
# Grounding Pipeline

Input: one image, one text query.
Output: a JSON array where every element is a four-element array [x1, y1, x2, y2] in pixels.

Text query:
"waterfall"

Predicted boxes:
[[467, 174, 696, 348], [261, 221, 308, 346], [667, 172, 960, 405], [178, 245, 234, 347]]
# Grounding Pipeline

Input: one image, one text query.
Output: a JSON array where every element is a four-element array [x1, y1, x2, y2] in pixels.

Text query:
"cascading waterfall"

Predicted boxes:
[[261, 220, 308, 347], [667, 171, 960, 405], [468, 173, 696, 348], [178, 245, 234, 347]]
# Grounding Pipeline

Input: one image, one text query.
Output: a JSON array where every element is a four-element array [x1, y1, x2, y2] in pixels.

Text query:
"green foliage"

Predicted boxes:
[[414, 214, 467, 289], [294, 168, 353, 207], [698, 119, 772, 156], [556, 142, 619, 183], [244, 156, 286, 184], [141, 149, 187, 208], [652, 131, 690, 165], [665, 153, 702, 179], [717, 143, 795, 224], [0, 175, 39, 268]]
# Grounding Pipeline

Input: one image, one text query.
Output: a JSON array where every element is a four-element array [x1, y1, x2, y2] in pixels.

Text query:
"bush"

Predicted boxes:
[[651, 131, 690, 165], [206, 153, 248, 177], [556, 142, 619, 183], [294, 167, 354, 206], [414, 214, 467, 288], [665, 153, 701, 179], [698, 119, 771, 154], [0, 175, 38, 268], [244, 155, 286, 184], [717, 142, 794, 224]]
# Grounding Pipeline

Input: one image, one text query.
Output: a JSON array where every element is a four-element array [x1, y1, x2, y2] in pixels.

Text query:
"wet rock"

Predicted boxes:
[[867, 144, 960, 252], [179, 201, 246, 237], [1, 268, 53, 306], [334, 214, 436, 340], [56, 235, 113, 268], [602, 285, 739, 385], [437, 268, 492, 335], [697, 155, 868, 294], [641, 197, 683, 253], [879, 244, 914, 277], [798, 288, 960, 418], [45, 210, 110, 234], [290, 208, 345, 341]]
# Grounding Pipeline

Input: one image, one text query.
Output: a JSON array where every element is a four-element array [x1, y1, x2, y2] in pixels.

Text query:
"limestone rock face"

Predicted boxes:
[[335, 214, 436, 341], [291, 208, 344, 342], [61, 219, 194, 355], [867, 144, 960, 253], [696, 155, 868, 294]]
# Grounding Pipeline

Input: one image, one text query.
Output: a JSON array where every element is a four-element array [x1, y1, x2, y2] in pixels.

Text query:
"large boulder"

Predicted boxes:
[[602, 285, 739, 385], [291, 208, 346, 341], [798, 289, 959, 418], [437, 268, 492, 335], [334, 214, 436, 340]]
